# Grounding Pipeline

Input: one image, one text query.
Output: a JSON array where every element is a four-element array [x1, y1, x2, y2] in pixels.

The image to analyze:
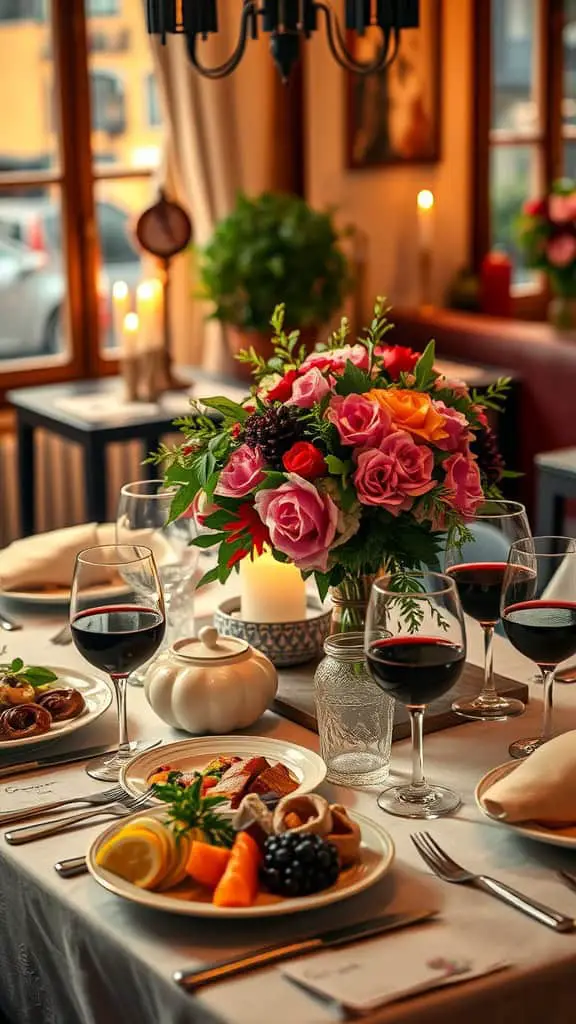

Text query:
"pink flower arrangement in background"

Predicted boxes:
[[519, 180, 576, 300]]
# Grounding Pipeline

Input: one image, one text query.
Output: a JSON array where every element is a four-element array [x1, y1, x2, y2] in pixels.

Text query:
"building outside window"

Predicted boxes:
[[145, 73, 162, 128]]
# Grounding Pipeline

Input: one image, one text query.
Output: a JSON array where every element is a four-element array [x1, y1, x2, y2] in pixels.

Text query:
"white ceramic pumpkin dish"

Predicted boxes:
[[86, 805, 394, 919], [120, 736, 327, 805], [143, 627, 278, 735]]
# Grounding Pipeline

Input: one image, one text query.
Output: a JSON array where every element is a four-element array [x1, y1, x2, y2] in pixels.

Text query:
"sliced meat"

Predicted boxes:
[[211, 756, 270, 808], [248, 763, 299, 800]]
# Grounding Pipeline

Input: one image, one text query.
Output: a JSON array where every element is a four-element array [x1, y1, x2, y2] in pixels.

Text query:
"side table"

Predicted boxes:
[[535, 447, 576, 536], [7, 378, 194, 536]]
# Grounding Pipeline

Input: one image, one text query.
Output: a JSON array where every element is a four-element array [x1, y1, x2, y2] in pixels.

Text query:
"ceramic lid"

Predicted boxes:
[[172, 626, 249, 663]]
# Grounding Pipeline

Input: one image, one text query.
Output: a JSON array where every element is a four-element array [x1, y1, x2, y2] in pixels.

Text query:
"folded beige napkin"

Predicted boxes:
[[481, 731, 576, 824], [0, 523, 118, 592]]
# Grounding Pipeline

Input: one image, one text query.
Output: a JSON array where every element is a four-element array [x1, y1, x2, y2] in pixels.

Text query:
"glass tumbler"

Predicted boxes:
[[314, 632, 394, 787]]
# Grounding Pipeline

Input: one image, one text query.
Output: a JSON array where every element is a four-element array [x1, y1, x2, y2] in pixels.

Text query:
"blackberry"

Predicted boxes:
[[261, 832, 340, 898], [472, 424, 505, 485], [243, 406, 304, 469]]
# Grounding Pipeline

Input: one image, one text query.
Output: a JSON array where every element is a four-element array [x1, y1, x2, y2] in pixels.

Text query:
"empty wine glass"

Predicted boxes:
[[445, 500, 531, 721], [70, 545, 165, 782], [502, 536, 576, 759], [365, 571, 466, 819]]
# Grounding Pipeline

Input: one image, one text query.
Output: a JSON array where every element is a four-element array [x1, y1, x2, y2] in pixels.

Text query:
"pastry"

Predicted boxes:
[[36, 687, 86, 722], [272, 794, 333, 837], [0, 704, 52, 740], [0, 676, 36, 706], [233, 794, 274, 849], [325, 804, 362, 866]]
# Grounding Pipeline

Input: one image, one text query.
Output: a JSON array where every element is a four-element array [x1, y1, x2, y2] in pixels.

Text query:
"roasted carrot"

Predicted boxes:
[[186, 842, 231, 890], [213, 832, 261, 908]]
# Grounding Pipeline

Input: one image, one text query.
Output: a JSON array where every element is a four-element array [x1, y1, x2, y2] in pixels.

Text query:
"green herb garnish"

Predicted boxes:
[[153, 776, 235, 848], [0, 655, 58, 688]]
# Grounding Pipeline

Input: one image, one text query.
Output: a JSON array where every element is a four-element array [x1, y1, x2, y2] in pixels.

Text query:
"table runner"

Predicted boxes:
[[2, 609, 576, 1024]]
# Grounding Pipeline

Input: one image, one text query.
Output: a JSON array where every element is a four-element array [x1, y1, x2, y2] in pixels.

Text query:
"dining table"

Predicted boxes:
[[1, 591, 576, 1024]]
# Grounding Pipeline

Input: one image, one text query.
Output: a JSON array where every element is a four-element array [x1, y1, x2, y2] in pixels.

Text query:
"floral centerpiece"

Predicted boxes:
[[518, 179, 576, 330], [153, 300, 511, 619]]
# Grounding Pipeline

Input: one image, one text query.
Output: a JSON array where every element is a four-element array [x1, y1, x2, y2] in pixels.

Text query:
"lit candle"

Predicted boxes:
[[240, 549, 307, 623], [136, 279, 164, 352], [112, 281, 129, 348], [122, 311, 139, 355], [417, 190, 435, 251]]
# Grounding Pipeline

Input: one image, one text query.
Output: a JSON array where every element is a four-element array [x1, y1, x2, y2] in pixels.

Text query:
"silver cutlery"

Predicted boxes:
[[0, 785, 124, 827], [558, 869, 576, 892], [0, 738, 162, 779], [50, 624, 72, 646], [5, 789, 153, 845], [412, 831, 574, 933], [174, 909, 438, 991], [54, 855, 89, 878], [0, 612, 22, 632]]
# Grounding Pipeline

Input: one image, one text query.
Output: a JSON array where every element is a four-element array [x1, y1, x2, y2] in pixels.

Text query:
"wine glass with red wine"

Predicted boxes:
[[365, 571, 466, 819], [502, 536, 576, 759], [70, 545, 166, 782], [445, 500, 531, 721]]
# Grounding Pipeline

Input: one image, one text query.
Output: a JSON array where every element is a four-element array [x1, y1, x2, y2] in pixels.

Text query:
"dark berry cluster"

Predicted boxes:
[[261, 832, 340, 897], [472, 424, 505, 484], [243, 406, 304, 469]]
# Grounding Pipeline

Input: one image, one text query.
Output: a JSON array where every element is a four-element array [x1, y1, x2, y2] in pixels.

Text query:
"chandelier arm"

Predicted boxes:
[[314, 2, 400, 75], [186, 3, 257, 80]]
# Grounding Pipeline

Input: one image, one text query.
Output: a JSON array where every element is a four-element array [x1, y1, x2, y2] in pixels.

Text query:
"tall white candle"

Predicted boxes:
[[112, 281, 129, 348], [122, 311, 139, 355], [240, 549, 307, 623], [417, 189, 435, 251], [136, 278, 164, 352]]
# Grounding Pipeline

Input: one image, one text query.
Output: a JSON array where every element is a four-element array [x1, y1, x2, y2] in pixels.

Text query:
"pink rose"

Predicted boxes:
[[443, 452, 484, 517], [327, 393, 391, 448], [301, 344, 369, 374], [286, 367, 332, 408], [432, 401, 471, 452], [549, 194, 576, 223], [353, 431, 435, 515], [434, 374, 469, 399], [254, 474, 338, 572], [215, 444, 265, 498], [547, 234, 576, 268]]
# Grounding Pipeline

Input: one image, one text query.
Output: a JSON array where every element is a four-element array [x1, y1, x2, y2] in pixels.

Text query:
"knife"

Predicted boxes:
[[0, 738, 162, 779], [173, 909, 438, 991]]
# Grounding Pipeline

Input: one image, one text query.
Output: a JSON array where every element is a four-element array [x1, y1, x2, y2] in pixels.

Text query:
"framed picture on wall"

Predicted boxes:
[[346, 0, 442, 169]]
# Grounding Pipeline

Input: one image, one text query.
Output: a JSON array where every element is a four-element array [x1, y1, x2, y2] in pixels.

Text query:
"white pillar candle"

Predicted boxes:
[[122, 311, 139, 355], [240, 549, 307, 623], [136, 278, 164, 352], [417, 189, 435, 251], [112, 281, 129, 348]]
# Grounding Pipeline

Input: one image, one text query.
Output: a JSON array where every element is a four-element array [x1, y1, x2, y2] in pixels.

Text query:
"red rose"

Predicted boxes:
[[523, 198, 547, 218], [376, 345, 419, 380], [282, 442, 327, 480], [267, 369, 299, 403]]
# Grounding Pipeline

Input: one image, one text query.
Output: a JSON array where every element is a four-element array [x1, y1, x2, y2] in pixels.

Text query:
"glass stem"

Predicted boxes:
[[111, 675, 131, 754], [540, 669, 555, 742], [408, 708, 428, 793], [480, 624, 497, 700]]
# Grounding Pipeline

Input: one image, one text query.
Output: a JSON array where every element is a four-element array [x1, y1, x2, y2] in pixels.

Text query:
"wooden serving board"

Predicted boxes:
[[272, 662, 529, 742]]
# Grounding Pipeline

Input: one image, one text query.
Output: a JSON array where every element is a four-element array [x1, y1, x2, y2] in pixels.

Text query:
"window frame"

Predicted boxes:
[[145, 71, 162, 129], [472, 0, 567, 317]]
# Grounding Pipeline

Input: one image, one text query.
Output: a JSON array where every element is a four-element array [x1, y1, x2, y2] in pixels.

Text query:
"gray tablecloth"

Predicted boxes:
[[2, 611, 576, 1024]]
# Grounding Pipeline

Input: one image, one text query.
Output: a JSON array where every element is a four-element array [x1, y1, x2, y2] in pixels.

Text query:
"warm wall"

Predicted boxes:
[[305, 0, 473, 321]]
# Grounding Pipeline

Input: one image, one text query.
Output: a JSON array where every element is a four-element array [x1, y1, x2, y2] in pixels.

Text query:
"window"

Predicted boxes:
[[0, 0, 43, 21], [474, 0, 574, 300], [91, 70, 126, 134], [87, 0, 119, 14], [146, 73, 162, 128]]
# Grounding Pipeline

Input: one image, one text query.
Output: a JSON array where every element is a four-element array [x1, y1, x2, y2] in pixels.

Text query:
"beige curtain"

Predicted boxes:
[[149, 17, 287, 373]]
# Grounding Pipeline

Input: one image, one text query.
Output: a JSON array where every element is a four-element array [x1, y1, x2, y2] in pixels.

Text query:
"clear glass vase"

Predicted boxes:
[[548, 296, 576, 332], [314, 632, 394, 788], [329, 575, 379, 634]]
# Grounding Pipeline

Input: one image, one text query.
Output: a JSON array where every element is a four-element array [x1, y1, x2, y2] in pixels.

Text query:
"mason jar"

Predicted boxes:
[[314, 632, 394, 788]]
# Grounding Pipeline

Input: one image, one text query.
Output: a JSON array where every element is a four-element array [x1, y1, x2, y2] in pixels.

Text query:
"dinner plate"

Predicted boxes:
[[87, 807, 395, 919], [120, 735, 327, 804], [1, 579, 131, 608], [476, 762, 576, 850], [0, 668, 112, 750]]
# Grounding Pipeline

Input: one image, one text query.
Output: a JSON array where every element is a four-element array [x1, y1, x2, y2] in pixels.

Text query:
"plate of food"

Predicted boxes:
[[119, 736, 327, 808], [476, 762, 576, 850], [2, 579, 131, 608], [87, 783, 395, 918], [0, 656, 112, 749]]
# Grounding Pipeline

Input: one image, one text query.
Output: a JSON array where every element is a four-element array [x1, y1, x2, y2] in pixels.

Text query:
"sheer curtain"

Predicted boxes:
[[148, 17, 295, 373]]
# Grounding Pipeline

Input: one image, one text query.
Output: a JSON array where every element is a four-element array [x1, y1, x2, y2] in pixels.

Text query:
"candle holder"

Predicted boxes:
[[213, 596, 332, 668], [418, 248, 433, 310]]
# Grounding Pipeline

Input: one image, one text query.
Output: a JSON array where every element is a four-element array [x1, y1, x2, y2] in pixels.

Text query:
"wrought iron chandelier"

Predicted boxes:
[[146, 1, 420, 81]]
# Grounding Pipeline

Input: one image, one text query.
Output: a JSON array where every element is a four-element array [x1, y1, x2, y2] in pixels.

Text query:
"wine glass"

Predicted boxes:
[[502, 536, 576, 759], [445, 500, 531, 721], [117, 480, 199, 665], [70, 545, 165, 782], [365, 571, 466, 819]]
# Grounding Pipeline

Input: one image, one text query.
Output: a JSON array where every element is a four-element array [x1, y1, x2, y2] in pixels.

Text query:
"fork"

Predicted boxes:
[[411, 831, 574, 932], [5, 790, 153, 845], [0, 612, 22, 632], [558, 869, 576, 892], [50, 623, 72, 646], [0, 785, 125, 827]]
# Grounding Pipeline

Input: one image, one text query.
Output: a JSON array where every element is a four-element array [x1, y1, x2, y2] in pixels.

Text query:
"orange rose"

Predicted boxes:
[[366, 389, 448, 443]]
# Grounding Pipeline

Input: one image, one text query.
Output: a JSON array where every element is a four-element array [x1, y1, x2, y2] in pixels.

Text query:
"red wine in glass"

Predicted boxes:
[[71, 605, 165, 677], [502, 601, 576, 667], [366, 637, 466, 706], [446, 562, 508, 625]]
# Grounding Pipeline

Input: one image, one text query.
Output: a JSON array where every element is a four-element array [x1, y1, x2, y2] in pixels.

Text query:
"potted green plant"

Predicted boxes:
[[198, 192, 351, 375]]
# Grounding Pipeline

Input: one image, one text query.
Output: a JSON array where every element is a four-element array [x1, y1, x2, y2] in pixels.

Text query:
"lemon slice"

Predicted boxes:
[[120, 817, 175, 871], [96, 830, 166, 890], [158, 834, 191, 891]]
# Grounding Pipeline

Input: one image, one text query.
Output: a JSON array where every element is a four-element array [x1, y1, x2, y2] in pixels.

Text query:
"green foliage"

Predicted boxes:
[[414, 341, 437, 390], [198, 192, 351, 333], [334, 361, 372, 397], [0, 656, 58, 687], [200, 397, 248, 423], [153, 777, 235, 847]]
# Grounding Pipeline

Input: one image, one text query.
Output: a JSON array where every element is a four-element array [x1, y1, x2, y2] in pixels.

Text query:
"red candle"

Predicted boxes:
[[480, 251, 512, 318]]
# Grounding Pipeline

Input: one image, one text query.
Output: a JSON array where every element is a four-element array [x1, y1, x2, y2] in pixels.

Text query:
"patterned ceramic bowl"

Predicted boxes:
[[213, 597, 332, 667]]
